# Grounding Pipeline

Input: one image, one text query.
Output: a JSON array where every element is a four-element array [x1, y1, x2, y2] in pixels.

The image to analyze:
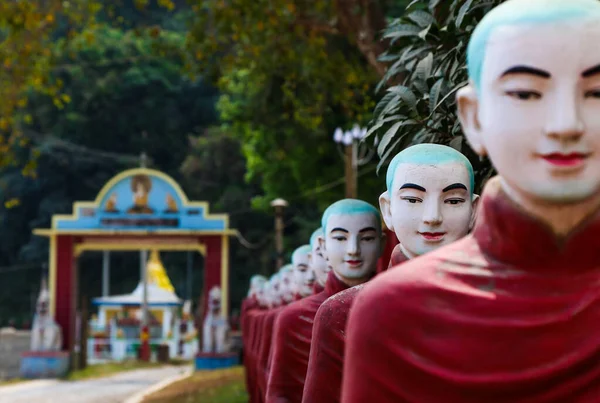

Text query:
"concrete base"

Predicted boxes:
[[20, 351, 70, 379], [194, 352, 238, 371]]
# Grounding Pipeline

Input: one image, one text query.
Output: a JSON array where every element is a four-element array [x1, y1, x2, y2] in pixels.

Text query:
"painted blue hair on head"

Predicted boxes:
[[292, 245, 312, 263], [310, 228, 323, 248], [467, 0, 600, 90], [321, 199, 382, 234], [278, 264, 293, 273], [386, 144, 475, 195], [269, 272, 280, 283]]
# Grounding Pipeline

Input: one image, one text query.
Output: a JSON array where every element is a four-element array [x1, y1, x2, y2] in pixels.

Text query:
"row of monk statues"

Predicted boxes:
[[240, 0, 600, 401]]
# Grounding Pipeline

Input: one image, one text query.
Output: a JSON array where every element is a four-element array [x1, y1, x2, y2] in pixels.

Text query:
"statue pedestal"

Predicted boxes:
[[194, 352, 238, 371], [20, 351, 70, 379]]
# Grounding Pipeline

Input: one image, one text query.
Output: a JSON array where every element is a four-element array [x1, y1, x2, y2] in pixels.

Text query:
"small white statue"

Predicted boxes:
[[202, 286, 230, 353], [30, 278, 62, 352]]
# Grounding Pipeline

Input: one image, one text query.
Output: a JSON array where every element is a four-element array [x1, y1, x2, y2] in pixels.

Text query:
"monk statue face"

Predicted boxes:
[[278, 268, 295, 303], [320, 200, 383, 284], [380, 145, 479, 259], [458, 0, 600, 208], [266, 276, 282, 307], [256, 285, 267, 306], [291, 246, 315, 297], [309, 229, 330, 287], [248, 275, 267, 299]]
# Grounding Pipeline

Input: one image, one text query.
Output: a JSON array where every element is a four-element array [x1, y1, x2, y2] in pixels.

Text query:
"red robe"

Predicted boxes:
[[249, 308, 268, 403], [342, 177, 600, 403], [302, 249, 409, 403], [377, 228, 399, 274], [313, 282, 324, 294], [242, 297, 260, 399], [257, 306, 285, 400], [266, 272, 350, 403]]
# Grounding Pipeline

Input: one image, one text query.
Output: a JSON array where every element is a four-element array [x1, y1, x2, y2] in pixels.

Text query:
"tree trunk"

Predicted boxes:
[[334, 0, 389, 78]]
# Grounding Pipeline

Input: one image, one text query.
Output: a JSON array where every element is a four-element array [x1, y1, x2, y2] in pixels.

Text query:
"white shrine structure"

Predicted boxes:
[[87, 250, 198, 363]]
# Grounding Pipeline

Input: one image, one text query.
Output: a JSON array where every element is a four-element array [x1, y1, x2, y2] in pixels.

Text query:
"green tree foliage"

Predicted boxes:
[[0, 0, 180, 173], [369, 0, 504, 191], [184, 0, 411, 208], [181, 129, 274, 307], [0, 24, 219, 324]]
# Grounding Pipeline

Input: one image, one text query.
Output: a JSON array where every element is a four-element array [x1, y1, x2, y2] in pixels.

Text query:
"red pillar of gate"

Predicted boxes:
[[202, 235, 222, 316], [55, 235, 77, 351]]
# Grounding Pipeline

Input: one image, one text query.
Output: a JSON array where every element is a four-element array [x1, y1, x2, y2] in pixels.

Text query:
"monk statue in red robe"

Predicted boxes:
[[309, 228, 329, 294], [266, 199, 383, 403], [263, 245, 317, 391], [242, 275, 267, 397], [257, 267, 294, 400], [290, 245, 315, 299], [302, 144, 479, 403], [342, 1, 600, 401], [381, 144, 479, 268], [246, 276, 269, 403]]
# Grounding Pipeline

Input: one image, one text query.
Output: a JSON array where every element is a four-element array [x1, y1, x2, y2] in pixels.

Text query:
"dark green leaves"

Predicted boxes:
[[370, 0, 504, 190]]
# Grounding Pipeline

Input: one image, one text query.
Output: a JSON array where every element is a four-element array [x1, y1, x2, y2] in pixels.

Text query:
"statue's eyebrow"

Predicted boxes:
[[582, 64, 600, 78], [442, 183, 468, 192], [330, 227, 349, 233], [359, 227, 377, 233], [500, 65, 551, 79], [399, 183, 426, 192]]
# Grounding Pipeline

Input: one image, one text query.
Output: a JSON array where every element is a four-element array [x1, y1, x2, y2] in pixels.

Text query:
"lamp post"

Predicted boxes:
[[270, 198, 288, 273], [333, 125, 376, 199]]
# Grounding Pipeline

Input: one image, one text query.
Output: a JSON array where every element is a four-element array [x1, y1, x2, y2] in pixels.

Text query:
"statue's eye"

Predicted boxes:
[[585, 89, 600, 98], [445, 198, 465, 205], [400, 197, 421, 204], [505, 90, 542, 100]]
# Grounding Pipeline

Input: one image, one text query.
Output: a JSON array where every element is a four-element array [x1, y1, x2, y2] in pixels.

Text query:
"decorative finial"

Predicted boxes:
[[140, 131, 148, 168]]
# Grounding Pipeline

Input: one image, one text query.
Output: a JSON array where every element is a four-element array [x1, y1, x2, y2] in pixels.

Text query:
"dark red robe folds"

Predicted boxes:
[[242, 297, 260, 399], [376, 228, 399, 274], [302, 250, 409, 403], [257, 306, 285, 400], [266, 272, 350, 403], [341, 177, 600, 403], [249, 308, 268, 403], [313, 282, 324, 294]]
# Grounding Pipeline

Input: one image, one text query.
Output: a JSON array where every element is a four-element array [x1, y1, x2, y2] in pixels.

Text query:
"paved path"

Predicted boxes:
[[0, 365, 188, 403]]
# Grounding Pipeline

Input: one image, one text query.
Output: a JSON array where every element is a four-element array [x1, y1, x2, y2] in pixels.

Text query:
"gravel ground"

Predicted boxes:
[[0, 365, 187, 403]]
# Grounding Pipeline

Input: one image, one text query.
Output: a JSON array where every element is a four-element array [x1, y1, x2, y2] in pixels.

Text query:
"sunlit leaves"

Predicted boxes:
[[185, 0, 383, 204], [369, 0, 504, 186], [0, 0, 177, 173]]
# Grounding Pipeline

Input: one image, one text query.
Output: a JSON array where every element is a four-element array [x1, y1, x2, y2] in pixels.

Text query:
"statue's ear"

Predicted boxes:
[[379, 191, 394, 232], [469, 194, 481, 231], [457, 83, 487, 157], [318, 235, 326, 251]]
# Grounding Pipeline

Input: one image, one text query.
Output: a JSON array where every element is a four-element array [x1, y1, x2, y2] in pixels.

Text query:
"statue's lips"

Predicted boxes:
[[345, 260, 363, 268], [419, 232, 445, 241], [540, 152, 590, 168]]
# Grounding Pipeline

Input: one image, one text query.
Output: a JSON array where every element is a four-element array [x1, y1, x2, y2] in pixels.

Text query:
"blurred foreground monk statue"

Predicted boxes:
[[303, 144, 479, 403], [266, 200, 383, 403], [342, 1, 600, 402]]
